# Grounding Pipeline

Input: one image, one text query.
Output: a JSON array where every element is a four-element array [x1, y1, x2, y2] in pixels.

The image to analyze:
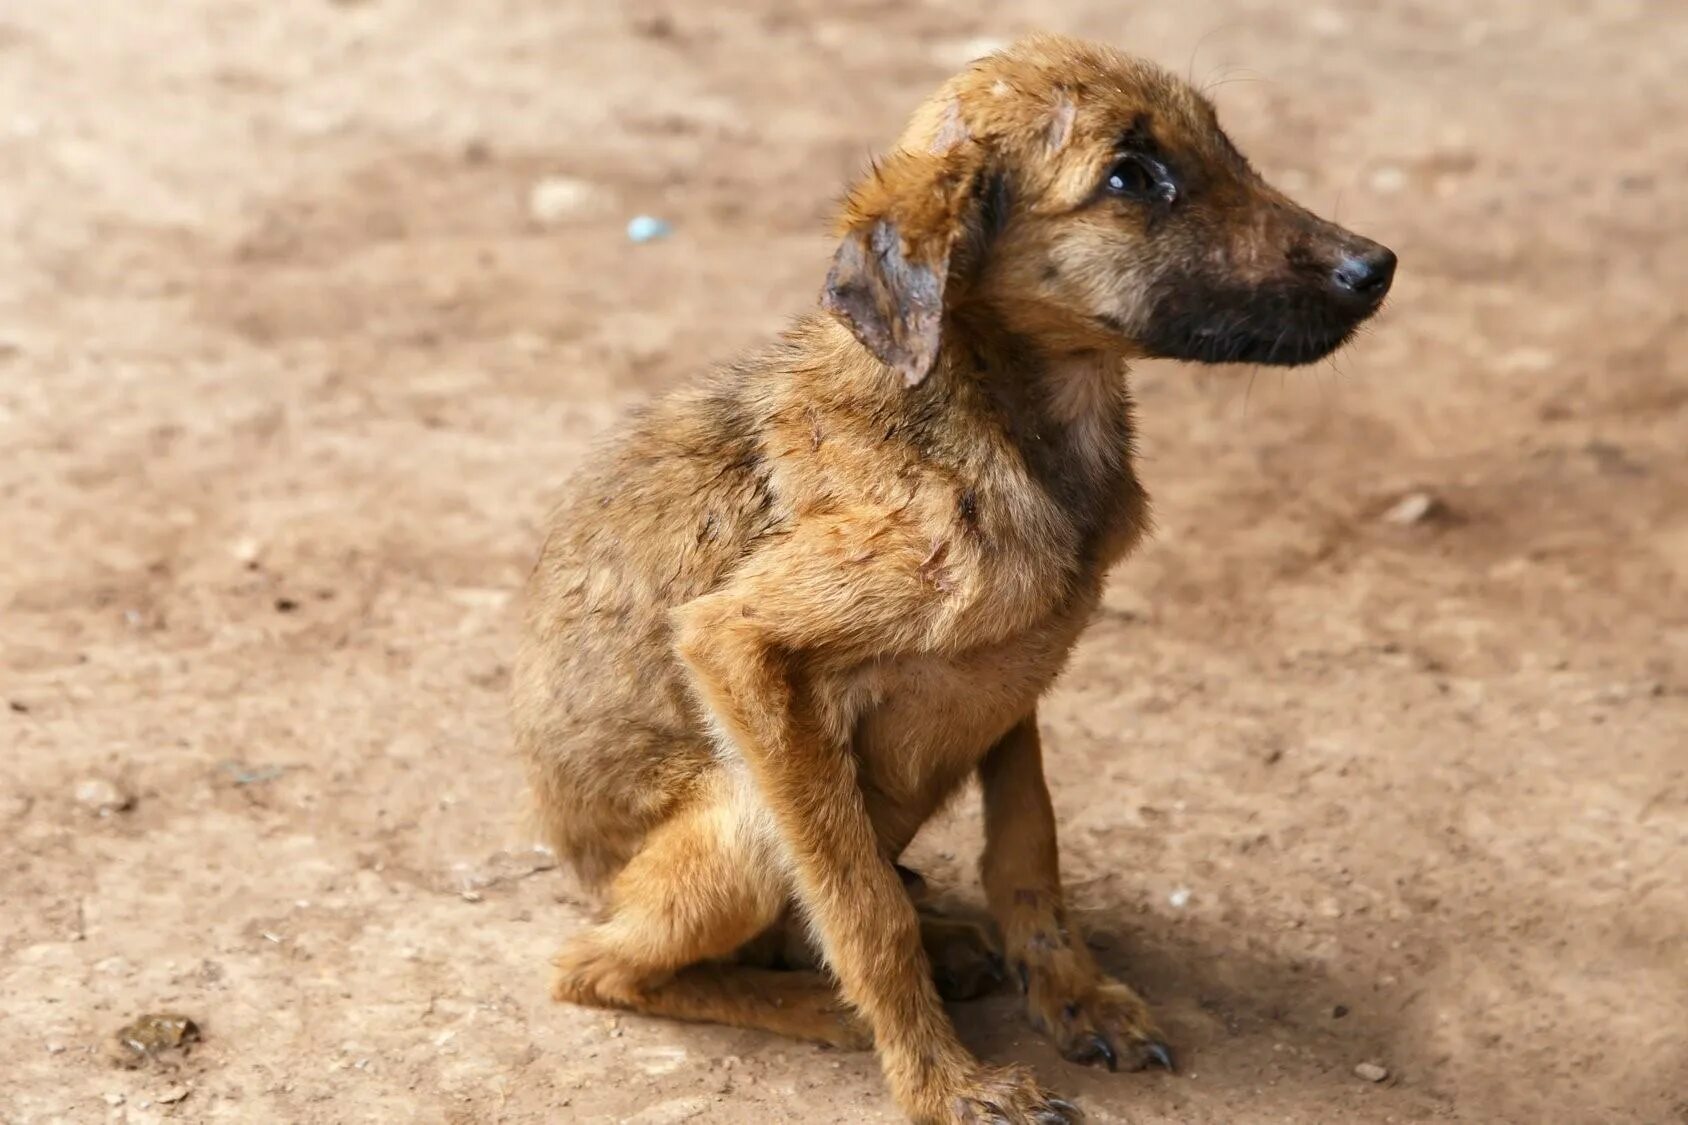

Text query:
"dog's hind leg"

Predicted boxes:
[[551, 778, 871, 1049], [747, 904, 1005, 1003]]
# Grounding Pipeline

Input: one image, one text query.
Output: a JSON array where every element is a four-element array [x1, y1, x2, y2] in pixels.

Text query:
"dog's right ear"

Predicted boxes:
[[821, 144, 983, 387]]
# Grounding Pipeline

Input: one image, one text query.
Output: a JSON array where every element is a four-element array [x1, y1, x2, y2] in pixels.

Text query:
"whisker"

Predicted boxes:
[[1201, 68, 1268, 94], [1324, 352, 1349, 381], [1186, 25, 1231, 88]]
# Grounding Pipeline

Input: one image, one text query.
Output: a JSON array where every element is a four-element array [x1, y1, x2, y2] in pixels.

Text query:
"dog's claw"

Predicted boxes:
[[951, 1071, 1078, 1124], [1063, 1031, 1117, 1071], [1143, 1040, 1176, 1073], [1092, 1033, 1119, 1072]]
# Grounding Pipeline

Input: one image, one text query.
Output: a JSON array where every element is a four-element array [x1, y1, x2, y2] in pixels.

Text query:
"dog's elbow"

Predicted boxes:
[[674, 597, 779, 692], [675, 596, 808, 755], [673, 598, 730, 677]]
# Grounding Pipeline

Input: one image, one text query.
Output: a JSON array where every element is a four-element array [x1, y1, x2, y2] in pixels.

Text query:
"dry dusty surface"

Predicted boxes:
[[2, 1, 1685, 1122]]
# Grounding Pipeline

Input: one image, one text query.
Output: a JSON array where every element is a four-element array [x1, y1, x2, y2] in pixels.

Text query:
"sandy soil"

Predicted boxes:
[[2, 1, 1685, 1122]]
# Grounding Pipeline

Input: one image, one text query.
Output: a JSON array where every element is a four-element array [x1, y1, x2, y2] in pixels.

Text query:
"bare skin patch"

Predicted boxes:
[[1045, 89, 1077, 153], [930, 98, 970, 155]]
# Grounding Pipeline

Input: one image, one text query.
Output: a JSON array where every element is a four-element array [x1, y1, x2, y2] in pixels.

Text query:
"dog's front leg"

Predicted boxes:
[[980, 716, 1174, 1074], [676, 530, 1075, 1125]]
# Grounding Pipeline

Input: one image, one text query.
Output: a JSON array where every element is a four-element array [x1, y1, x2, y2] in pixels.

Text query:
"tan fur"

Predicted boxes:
[[514, 32, 1393, 1124]]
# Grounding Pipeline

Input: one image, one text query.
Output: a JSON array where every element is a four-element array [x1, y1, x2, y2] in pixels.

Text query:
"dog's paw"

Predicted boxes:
[[928, 1064, 1079, 1124], [1026, 974, 1173, 1074]]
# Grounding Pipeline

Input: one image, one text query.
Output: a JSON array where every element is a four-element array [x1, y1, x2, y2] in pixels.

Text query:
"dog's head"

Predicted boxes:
[[822, 34, 1396, 385]]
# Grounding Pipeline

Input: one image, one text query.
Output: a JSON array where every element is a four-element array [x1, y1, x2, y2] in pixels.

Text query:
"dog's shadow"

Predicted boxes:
[[939, 905, 1438, 1119]]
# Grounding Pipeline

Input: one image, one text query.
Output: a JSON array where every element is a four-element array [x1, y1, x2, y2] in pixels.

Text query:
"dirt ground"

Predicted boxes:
[[2, 1, 1684, 1122]]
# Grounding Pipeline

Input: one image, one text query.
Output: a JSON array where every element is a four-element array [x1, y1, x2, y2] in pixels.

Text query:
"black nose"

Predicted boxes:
[[1329, 245, 1396, 307]]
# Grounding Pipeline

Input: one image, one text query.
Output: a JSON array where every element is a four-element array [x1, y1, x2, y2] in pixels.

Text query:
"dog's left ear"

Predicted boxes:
[[821, 144, 989, 387]]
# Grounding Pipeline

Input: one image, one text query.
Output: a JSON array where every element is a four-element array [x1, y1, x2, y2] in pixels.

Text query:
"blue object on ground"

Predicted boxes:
[[626, 215, 672, 243]]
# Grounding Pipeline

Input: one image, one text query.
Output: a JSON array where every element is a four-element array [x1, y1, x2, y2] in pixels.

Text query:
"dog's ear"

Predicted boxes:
[[821, 143, 988, 387]]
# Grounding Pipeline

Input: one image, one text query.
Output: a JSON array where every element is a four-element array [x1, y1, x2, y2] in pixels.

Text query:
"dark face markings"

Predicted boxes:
[[1067, 104, 1392, 366]]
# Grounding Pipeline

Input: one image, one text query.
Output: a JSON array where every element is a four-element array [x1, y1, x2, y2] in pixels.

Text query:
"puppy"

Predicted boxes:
[[514, 33, 1394, 1124]]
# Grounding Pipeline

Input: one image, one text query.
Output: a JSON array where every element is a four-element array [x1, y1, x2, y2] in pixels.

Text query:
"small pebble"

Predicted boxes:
[[1368, 165, 1407, 194], [626, 215, 673, 243], [114, 1013, 200, 1069], [1168, 887, 1192, 909], [634, 1044, 690, 1076], [1332, 1004, 1350, 1019], [74, 778, 133, 817], [528, 176, 599, 226], [1500, 346, 1556, 374], [103, 1092, 125, 1107], [1383, 491, 1443, 526], [156, 1085, 190, 1104], [1355, 1061, 1389, 1083]]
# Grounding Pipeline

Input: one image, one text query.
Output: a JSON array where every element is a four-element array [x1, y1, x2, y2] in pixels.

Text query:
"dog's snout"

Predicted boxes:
[[1329, 244, 1396, 307]]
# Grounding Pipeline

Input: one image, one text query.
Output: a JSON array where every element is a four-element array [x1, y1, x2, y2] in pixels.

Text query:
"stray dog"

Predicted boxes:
[[514, 33, 1394, 1124]]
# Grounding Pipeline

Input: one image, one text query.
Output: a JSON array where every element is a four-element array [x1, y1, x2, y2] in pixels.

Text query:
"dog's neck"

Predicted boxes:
[[932, 324, 1141, 564], [1041, 350, 1129, 477], [945, 320, 1133, 465]]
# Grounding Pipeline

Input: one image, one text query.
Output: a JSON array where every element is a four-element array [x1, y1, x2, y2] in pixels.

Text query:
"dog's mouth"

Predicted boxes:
[[1136, 275, 1388, 367]]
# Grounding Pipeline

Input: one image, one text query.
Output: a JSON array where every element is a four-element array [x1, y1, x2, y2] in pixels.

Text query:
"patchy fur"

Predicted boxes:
[[514, 32, 1393, 1125]]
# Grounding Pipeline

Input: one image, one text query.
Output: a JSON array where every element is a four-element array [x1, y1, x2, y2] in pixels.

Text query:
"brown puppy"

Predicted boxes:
[[514, 33, 1394, 1124]]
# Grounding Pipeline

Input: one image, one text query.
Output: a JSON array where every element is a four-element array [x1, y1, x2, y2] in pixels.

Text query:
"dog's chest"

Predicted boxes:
[[848, 582, 1101, 818]]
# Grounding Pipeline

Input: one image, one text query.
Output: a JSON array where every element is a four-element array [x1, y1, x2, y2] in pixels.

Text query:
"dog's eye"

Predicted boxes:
[[1105, 155, 1175, 203]]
